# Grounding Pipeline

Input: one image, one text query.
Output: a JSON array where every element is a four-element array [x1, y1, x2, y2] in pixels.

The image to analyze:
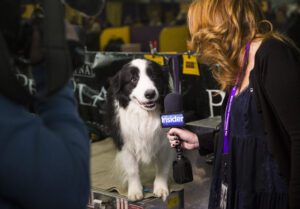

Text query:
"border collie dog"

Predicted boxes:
[[106, 59, 174, 201]]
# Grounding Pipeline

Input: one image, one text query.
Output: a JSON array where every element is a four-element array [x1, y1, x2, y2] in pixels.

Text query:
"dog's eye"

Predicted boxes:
[[131, 76, 138, 83]]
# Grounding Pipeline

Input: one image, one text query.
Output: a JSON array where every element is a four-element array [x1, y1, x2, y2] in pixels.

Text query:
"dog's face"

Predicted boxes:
[[109, 59, 169, 111]]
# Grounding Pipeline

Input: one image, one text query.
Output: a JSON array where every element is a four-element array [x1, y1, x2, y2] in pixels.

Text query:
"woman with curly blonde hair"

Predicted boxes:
[[166, 0, 300, 209]]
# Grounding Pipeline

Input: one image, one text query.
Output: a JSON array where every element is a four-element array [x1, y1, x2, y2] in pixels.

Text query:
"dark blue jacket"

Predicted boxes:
[[0, 82, 90, 209]]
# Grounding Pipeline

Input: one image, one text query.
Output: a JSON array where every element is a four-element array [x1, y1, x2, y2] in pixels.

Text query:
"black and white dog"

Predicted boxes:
[[106, 59, 174, 201]]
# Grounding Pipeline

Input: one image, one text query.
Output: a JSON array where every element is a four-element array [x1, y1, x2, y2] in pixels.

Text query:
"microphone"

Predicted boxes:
[[161, 93, 185, 128], [161, 93, 193, 184]]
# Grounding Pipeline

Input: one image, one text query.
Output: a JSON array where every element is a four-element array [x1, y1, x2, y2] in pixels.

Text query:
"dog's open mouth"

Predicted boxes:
[[141, 101, 156, 109], [134, 98, 157, 110]]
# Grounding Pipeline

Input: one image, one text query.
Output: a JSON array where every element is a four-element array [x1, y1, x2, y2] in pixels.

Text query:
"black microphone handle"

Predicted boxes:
[[175, 136, 183, 160]]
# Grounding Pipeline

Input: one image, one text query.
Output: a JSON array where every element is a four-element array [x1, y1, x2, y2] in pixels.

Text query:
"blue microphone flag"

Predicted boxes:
[[161, 113, 185, 128]]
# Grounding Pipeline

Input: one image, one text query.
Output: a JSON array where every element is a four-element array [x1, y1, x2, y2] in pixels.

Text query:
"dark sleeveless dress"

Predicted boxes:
[[208, 71, 288, 209]]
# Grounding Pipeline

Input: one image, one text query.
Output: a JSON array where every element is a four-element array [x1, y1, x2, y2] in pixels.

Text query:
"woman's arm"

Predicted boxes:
[[259, 39, 300, 209]]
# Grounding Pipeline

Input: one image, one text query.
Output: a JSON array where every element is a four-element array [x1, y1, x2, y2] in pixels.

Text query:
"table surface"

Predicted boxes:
[[187, 116, 221, 129]]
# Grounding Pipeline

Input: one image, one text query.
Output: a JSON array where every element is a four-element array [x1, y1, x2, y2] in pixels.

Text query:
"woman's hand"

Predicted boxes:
[[167, 128, 199, 150]]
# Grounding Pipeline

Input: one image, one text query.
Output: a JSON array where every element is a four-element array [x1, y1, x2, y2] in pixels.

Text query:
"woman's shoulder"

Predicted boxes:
[[257, 37, 299, 58], [253, 37, 300, 74], [253, 36, 300, 80]]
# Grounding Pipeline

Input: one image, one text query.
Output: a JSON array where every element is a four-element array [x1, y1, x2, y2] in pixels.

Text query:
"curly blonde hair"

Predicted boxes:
[[188, 0, 283, 90]]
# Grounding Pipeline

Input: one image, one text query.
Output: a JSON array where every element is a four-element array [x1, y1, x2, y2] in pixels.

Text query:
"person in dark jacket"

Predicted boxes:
[[0, 79, 90, 209], [166, 1, 300, 209], [0, 1, 106, 209]]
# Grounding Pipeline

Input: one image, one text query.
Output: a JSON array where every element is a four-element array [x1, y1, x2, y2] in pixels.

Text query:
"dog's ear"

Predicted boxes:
[[109, 72, 122, 94]]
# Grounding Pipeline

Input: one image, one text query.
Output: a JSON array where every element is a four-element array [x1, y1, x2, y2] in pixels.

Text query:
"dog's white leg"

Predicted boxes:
[[118, 149, 144, 201], [153, 146, 174, 201]]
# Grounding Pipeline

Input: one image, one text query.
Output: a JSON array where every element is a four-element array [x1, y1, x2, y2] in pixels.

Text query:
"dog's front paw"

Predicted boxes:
[[128, 184, 143, 201], [153, 180, 169, 201]]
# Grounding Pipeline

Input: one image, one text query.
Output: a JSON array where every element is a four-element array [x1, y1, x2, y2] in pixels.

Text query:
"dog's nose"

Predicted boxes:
[[145, 90, 156, 99]]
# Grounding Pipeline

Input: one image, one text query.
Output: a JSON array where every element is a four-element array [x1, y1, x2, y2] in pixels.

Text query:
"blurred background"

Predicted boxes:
[[20, 0, 300, 53]]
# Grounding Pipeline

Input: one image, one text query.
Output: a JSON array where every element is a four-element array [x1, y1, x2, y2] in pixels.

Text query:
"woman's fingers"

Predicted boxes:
[[167, 128, 180, 145], [167, 128, 199, 150], [171, 141, 180, 146], [168, 128, 186, 138], [169, 135, 178, 142], [170, 135, 180, 147]]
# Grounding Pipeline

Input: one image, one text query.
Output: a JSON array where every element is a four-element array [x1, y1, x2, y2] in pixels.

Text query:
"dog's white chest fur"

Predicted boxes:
[[117, 101, 165, 164]]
